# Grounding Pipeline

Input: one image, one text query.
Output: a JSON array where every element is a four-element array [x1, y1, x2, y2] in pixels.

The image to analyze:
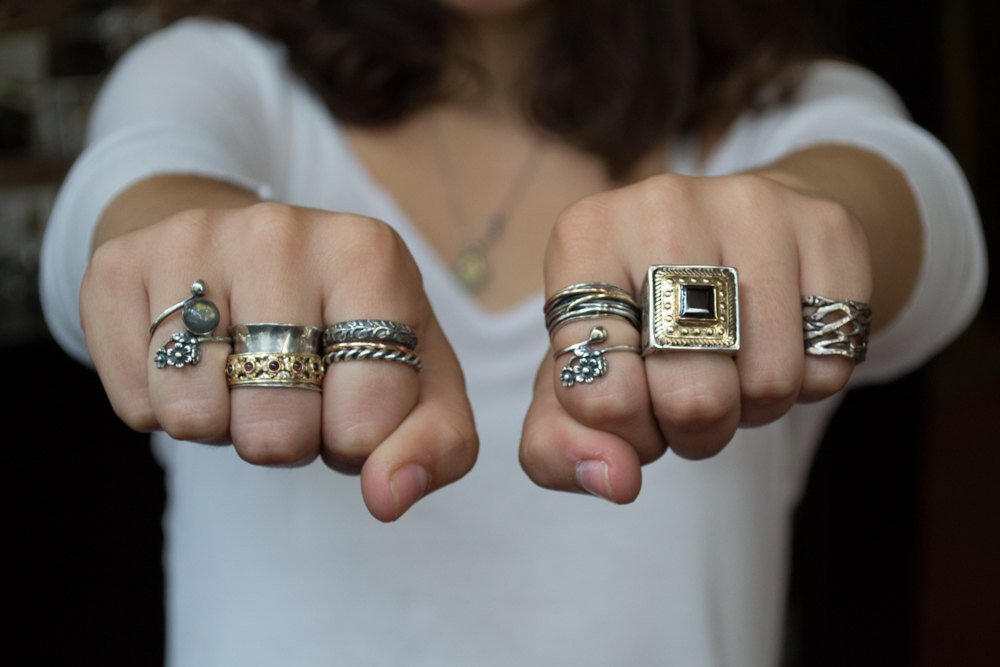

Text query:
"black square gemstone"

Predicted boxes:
[[680, 285, 716, 319]]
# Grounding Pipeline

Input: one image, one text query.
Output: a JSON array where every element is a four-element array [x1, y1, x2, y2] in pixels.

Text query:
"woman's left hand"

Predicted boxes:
[[519, 168, 875, 503]]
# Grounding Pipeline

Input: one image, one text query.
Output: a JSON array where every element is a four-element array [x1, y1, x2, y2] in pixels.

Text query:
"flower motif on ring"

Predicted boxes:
[[155, 331, 201, 368], [560, 345, 608, 387]]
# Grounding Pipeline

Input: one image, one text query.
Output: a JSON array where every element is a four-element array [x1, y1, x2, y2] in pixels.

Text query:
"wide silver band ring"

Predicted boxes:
[[544, 282, 641, 337], [323, 319, 418, 352], [640, 264, 740, 354], [226, 324, 325, 389], [230, 323, 323, 355], [553, 326, 640, 387], [802, 295, 871, 362]]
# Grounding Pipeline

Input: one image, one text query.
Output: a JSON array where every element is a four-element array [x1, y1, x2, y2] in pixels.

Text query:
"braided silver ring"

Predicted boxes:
[[323, 343, 423, 371]]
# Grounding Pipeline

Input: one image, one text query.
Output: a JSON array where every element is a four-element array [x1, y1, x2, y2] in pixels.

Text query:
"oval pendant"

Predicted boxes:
[[452, 247, 489, 293]]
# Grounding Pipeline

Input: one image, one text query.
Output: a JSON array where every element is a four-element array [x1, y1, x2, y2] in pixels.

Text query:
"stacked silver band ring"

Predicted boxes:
[[150, 280, 232, 369], [544, 282, 641, 387], [802, 295, 871, 362], [553, 326, 640, 387], [640, 264, 740, 355], [322, 320, 422, 371], [543, 282, 641, 336], [226, 323, 324, 390]]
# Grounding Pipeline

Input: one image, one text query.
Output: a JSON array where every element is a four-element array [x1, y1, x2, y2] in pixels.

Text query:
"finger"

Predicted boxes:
[[723, 225, 804, 426], [224, 206, 327, 464], [520, 353, 642, 504], [796, 200, 873, 401], [146, 264, 234, 446], [318, 215, 427, 469], [638, 255, 741, 460], [543, 201, 667, 464], [81, 237, 157, 431], [359, 316, 478, 521]]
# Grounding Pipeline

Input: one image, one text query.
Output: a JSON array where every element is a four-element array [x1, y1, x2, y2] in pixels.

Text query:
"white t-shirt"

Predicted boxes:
[[39, 18, 986, 667]]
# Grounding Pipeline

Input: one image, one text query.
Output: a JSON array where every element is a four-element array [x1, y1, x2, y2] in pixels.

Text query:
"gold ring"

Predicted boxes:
[[225, 352, 324, 390], [640, 265, 740, 354]]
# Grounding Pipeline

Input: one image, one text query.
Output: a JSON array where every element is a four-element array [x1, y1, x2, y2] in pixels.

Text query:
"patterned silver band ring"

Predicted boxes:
[[802, 295, 871, 362], [323, 319, 419, 351]]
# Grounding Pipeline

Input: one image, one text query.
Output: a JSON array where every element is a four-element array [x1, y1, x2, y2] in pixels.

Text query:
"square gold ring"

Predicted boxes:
[[640, 265, 740, 354]]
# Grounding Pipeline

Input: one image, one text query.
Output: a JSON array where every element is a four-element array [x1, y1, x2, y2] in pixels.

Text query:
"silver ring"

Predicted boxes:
[[543, 282, 640, 337], [149, 279, 221, 337], [323, 341, 423, 371], [640, 264, 740, 354], [323, 320, 418, 351], [553, 326, 640, 387], [226, 324, 325, 389], [802, 295, 871, 362], [230, 323, 323, 355], [150, 280, 227, 369], [154, 332, 232, 369]]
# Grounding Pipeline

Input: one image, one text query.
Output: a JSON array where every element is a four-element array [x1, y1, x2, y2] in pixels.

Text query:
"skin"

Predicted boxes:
[[82, 1, 922, 518]]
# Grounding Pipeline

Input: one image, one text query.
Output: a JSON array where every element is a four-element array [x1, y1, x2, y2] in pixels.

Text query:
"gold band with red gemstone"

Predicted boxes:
[[226, 324, 324, 390]]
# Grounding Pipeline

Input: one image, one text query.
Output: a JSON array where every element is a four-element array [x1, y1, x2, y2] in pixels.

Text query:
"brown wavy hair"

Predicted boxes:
[[151, 0, 820, 176]]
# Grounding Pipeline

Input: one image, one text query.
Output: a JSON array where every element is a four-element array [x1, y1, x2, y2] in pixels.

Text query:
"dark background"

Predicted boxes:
[[2, 1, 997, 665]]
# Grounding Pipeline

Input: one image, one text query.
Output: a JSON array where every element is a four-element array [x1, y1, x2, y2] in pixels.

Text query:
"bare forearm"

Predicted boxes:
[[91, 174, 261, 255], [756, 145, 923, 331]]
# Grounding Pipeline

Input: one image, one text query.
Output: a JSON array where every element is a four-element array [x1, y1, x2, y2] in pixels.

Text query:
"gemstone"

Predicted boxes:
[[182, 298, 221, 335], [244, 361, 254, 372], [679, 285, 716, 320], [292, 361, 302, 372], [268, 360, 280, 372]]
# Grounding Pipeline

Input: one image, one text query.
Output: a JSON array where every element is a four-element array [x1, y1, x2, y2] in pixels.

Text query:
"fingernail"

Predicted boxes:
[[575, 460, 614, 503], [390, 464, 431, 519]]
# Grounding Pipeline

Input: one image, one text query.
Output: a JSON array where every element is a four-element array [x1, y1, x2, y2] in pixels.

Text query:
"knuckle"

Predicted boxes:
[[114, 399, 158, 433], [518, 431, 560, 490], [158, 396, 229, 442], [238, 202, 308, 254], [434, 412, 480, 474], [636, 172, 691, 210], [565, 378, 647, 429], [652, 382, 737, 431], [801, 358, 853, 400], [547, 196, 613, 264], [325, 418, 388, 461], [741, 366, 800, 406], [236, 436, 317, 467], [336, 214, 423, 284], [670, 436, 731, 461]]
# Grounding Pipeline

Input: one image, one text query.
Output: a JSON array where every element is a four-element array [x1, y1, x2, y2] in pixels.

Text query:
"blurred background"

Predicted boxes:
[[2, 1, 996, 665]]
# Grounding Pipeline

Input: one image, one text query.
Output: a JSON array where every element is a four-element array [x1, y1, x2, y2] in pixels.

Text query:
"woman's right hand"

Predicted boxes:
[[81, 186, 478, 522]]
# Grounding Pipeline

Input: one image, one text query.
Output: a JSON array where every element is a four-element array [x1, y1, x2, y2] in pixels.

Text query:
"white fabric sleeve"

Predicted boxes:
[[710, 61, 988, 385], [39, 18, 282, 365]]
